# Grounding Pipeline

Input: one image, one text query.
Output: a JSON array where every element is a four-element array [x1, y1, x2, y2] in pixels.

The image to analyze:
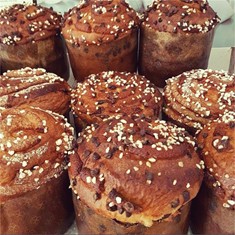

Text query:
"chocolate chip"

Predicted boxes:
[[93, 123, 100, 129], [167, 6, 178, 17], [123, 202, 134, 213], [91, 137, 100, 147], [145, 171, 154, 181], [99, 224, 106, 233], [171, 198, 180, 208], [185, 150, 192, 158], [108, 85, 117, 90], [9, 16, 17, 22], [107, 202, 117, 211], [182, 190, 190, 203], [93, 192, 101, 201], [72, 139, 78, 148], [97, 100, 106, 105], [67, 20, 73, 25], [126, 211, 132, 217], [106, 147, 118, 159], [108, 188, 118, 199], [97, 37, 103, 44], [118, 207, 124, 214], [153, 20, 158, 25], [202, 132, 208, 138], [91, 168, 100, 177], [200, 3, 207, 12], [93, 152, 101, 160], [98, 179, 105, 192], [229, 121, 235, 129], [109, 97, 117, 104], [219, 138, 229, 149], [129, 129, 136, 135], [71, 178, 77, 186], [93, 107, 103, 115], [36, 127, 45, 133], [83, 150, 91, 158]]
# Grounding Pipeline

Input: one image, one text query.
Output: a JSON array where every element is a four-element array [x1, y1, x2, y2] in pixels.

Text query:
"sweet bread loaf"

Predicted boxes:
[[71, 71, 163, 130], [69, 115, 203, 234], [0, 4, 69, 79], [0, 67, 71, 115], [62, 0, 139, 82], [139, 0, 220, 87], [163, 69, 235, 134], [191, 110, 235, 234], [0, 107, 75, 234]]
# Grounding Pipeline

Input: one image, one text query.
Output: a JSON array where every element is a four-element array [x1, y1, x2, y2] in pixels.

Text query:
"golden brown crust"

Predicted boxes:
[[0, 67, 71, 115], [142, 0, 220, 33], [0, 107, 75, 199], [69, 116, 203, 227], [62, 0, 139, 46], [197, 111, 235, 210], [0, 4, 61, 45], [163, 69, 235, 133], [71, 71, 163, 126]]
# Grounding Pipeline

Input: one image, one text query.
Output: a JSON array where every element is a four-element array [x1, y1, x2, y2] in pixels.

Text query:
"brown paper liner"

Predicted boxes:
[[190, 182, 235, 234], [73, 193, 191, 234], [139, 26, 215, 88], [66, 30, 138, 82], [0, 171, 74, 234], [0, 35, 69, 80]]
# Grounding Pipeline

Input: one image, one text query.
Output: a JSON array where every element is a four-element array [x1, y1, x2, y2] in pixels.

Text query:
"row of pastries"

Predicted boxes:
[[0, 0, 234, 235]]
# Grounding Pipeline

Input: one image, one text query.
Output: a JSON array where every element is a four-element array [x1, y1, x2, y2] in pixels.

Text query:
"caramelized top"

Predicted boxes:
[[71, 71, 163, 125], [62, 0, 139, 46], [0, 67, 71, 115], [142, 0, 220, 33], [69, 115, 203, 226], [0, 107, 75, 199], [163, 69, 235, 133], [0, 4, 61, 45]]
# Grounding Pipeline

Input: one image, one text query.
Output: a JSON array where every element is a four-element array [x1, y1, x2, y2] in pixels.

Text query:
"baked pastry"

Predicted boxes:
[[0, 67, 71, 115], [139, 0, 220, 87], [0, 4, 69, 80], [62, 0, 139, 82], [163, 69, 235, 134], [0, 107, 75, 234], [71, 71, 163, 130], [191, 110, 235, 234], [69, 115, 204, 234]]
